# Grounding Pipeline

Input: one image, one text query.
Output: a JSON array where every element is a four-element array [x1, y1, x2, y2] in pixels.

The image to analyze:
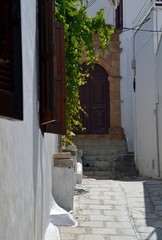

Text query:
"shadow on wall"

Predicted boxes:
[[143, 180, 162, 240]]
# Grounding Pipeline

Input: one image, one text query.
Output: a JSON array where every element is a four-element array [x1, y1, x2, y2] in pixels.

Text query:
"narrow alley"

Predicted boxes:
[[59, 177, 162, 240]]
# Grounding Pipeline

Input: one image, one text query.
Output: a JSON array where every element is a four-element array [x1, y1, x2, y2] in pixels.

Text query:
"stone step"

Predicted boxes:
[[95, 160, 113, 168], [83, 159, 113, 169], [74, 135, 126, 145], [75, 140, 126, 149], [83, 154, 138, 179], [83, 162, 137, 172], [82, 154, 134, 166], [84, 168, 138, 179], [82, 147, 126, 156], [82, 154, 119, 163], [74, 137, 138, 179], [83, 166, 113, 172], [83, 170, 113, 178]]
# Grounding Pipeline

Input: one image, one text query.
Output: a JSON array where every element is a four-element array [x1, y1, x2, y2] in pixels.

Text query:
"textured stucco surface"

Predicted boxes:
[[120, 0, 148, 152], [134, 8, 162, 178], [156, 34, 162, 178], [52, 166, 76, 211], [0, 1, 59, 239]]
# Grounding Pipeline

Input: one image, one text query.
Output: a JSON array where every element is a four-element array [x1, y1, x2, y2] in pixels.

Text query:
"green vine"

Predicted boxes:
[[55, 0, 114, 145]]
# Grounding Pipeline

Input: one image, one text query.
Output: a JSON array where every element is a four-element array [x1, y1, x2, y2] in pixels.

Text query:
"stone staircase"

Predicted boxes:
[[74, 135, 138, 179]]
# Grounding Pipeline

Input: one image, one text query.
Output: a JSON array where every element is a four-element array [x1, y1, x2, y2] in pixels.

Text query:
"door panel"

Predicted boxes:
[[79, 82, 90, 132], [78, 63, 110, 134]]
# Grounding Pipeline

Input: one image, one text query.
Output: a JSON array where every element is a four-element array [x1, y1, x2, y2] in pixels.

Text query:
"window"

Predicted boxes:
[[38, 0, 66, 135], [116, 0, 123, 29], [0, 0, 23, 120]]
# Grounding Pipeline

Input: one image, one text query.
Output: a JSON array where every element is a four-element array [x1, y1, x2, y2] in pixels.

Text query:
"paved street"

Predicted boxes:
[[59, 177, 162, 240]]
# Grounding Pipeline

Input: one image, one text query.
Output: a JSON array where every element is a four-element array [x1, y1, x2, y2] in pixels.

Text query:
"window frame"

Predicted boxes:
[[38, 0, 66, 135], [0, 0, 23, 120]]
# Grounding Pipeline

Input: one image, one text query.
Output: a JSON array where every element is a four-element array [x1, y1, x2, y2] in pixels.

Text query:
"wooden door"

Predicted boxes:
[[79, 63, 110, 134]]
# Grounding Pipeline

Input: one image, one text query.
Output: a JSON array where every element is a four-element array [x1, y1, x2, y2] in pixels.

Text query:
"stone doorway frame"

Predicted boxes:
[[90, 30, 125, 140], [80, 29, 125, 139]]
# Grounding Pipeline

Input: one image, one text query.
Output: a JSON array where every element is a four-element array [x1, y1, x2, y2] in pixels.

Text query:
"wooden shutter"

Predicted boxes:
[[39, 0, 55, 124], [0, 0, 23, 120], [45, 22, 66, 135]]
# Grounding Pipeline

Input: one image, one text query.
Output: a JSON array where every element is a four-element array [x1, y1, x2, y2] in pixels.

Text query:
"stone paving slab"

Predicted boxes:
[[59, 178, 162, 240]]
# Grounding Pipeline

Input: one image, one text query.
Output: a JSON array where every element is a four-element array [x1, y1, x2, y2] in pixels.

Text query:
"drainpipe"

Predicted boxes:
[[155, 8, 161, 177], [132, 30, 138, 168]]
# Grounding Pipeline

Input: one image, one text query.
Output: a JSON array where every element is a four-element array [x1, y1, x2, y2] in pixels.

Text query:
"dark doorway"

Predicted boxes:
[[78, 63, 110, 134]]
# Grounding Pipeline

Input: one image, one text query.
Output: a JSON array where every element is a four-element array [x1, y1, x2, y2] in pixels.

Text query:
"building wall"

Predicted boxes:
[[86, 0, 115, 25], [86, 2, 125, 139], [88, 0, 148, 151], [120, 0, 147, 152], [135, 17, 157, 177], [0, 1, 59, 240], [154, 8, 162, 178], [134, 7, 162, 178]]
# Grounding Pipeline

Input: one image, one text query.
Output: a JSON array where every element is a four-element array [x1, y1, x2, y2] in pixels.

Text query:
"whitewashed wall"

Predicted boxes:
[[0, 1, 59, 240], [157, 36, 162, 178], [135, 15, 157, 177], [153, 8, 162, 178], [134, 7, 162, 178], [87, 0, 115, 25], [120, 0, 147, 152], [87, 0, 162, 177]]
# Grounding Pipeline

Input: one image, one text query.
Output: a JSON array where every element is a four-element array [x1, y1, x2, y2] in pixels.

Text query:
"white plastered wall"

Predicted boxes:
[[134, 9, 162, 178], [120, 0, 148, 152], [155, 9, 162, 178], [86, 0, 115, 25], [0, 1, 59, 239]]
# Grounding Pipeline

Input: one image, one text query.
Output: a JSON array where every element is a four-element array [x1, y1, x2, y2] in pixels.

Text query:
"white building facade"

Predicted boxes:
[[120, 0, 148, 152], [87, 0, 162, 178], [0, 0, 65, 239], [132, 0, 162, 178]]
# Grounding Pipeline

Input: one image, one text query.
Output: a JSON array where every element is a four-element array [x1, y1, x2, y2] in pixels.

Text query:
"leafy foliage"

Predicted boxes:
[[55, 0, 114, 144]]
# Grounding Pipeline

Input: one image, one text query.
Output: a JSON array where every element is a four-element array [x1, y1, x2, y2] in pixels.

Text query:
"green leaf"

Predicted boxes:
[[56, 0, 113, 145]]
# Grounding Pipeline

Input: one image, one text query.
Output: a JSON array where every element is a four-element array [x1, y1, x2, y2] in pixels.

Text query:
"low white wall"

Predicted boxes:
[[52, 159, 76, 212]]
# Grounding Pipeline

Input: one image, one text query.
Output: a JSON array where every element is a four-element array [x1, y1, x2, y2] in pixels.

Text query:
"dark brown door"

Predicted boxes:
[[79, 63, 110, 134]]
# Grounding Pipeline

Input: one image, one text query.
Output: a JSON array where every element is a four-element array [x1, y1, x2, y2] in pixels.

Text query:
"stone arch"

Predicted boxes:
[[80, 31, 125, 139], [82, 60, 111, 80], [97, 57, 113, 77], [82, 62, 110, 78]]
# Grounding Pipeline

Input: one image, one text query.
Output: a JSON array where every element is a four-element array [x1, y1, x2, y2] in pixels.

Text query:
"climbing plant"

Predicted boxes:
[[55, 0, 114, 144]]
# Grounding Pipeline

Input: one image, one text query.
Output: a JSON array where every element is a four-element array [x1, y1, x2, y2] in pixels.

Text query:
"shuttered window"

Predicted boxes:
[[0, 0, 23, 120], [39, 0, 55, 124], [39, 0, 66, 134]]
